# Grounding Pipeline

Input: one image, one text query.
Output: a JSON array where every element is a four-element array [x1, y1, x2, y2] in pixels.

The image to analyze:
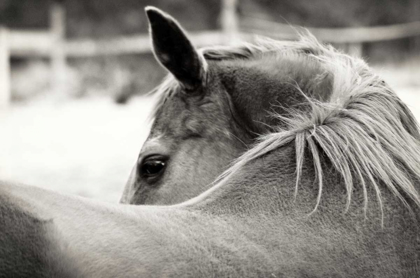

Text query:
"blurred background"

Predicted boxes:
[[0, 0, 419, 202]]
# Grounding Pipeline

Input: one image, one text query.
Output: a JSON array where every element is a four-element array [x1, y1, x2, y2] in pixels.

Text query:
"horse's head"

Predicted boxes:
[[120, 7, 332, 205]]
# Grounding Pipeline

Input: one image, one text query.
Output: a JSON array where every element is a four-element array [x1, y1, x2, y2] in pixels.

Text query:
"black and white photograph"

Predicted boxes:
[[0, 0, 419, 277]]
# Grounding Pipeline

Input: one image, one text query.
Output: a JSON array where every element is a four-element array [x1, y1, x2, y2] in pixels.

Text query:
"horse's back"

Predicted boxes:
[[0, 181, 78, 278]]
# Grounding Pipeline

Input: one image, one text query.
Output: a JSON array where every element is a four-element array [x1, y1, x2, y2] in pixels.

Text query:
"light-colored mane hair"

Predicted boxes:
[[212, 35, 420, 218]]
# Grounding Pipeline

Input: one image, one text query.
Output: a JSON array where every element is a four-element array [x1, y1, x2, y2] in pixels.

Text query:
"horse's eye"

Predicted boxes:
[[140, 156, 167, 182]]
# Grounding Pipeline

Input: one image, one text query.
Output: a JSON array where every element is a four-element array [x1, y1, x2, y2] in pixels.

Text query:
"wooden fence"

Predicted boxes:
[[0, 0, 419, 107]]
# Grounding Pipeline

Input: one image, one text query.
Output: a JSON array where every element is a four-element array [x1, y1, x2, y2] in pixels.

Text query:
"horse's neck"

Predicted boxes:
[[0, 181, 286, 276], [193, 136, 418, 214], [0, 181, 188, 276], [2, 176, 419, 277], [190, 140, 420, 248], [186, 142, 420, 275]]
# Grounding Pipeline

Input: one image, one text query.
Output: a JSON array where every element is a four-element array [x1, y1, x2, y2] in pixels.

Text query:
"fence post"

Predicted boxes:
[[0, 26, 10, 108], [221, 0, 239, 44], [50, 2, 66, 96]]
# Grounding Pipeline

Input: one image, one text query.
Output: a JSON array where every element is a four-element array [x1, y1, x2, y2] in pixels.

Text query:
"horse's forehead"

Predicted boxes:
[[151, 85, 230, 139], [142, 135, 167, 152]]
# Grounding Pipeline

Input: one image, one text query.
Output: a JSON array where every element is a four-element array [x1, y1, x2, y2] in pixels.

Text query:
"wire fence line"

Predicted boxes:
[[0, 0, 419, 107]]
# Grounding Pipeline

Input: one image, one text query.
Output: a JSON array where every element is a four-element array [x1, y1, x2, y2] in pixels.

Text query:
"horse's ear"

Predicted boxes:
[[145, 7, 206, 91]]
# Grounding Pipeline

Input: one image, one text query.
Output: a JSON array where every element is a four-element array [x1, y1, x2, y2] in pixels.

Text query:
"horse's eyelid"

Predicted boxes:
[[139, 155, 168, 165]]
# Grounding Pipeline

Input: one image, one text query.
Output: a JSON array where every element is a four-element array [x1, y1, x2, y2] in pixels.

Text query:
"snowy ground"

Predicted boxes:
[[0, 66, 419, 203], [0, 96, 154, 203]]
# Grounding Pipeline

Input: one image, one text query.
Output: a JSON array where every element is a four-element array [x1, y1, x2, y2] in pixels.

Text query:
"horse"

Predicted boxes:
[[1, 9, 420, 277], [120, 7, 332, 205]]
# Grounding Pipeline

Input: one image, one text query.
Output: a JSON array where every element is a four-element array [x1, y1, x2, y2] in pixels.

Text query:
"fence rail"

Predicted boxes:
[[1, 0, 419, 107], [65, 31, 226, 57], [240, 17, 420, 43]]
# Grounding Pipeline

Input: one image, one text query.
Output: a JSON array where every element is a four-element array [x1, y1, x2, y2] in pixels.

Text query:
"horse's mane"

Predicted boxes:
[[213, 35, 420, 216]]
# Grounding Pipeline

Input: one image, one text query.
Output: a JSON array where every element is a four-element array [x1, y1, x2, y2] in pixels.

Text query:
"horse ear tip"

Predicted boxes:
[[145, 6, 165, 20], [145, 6, 158, 13]]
